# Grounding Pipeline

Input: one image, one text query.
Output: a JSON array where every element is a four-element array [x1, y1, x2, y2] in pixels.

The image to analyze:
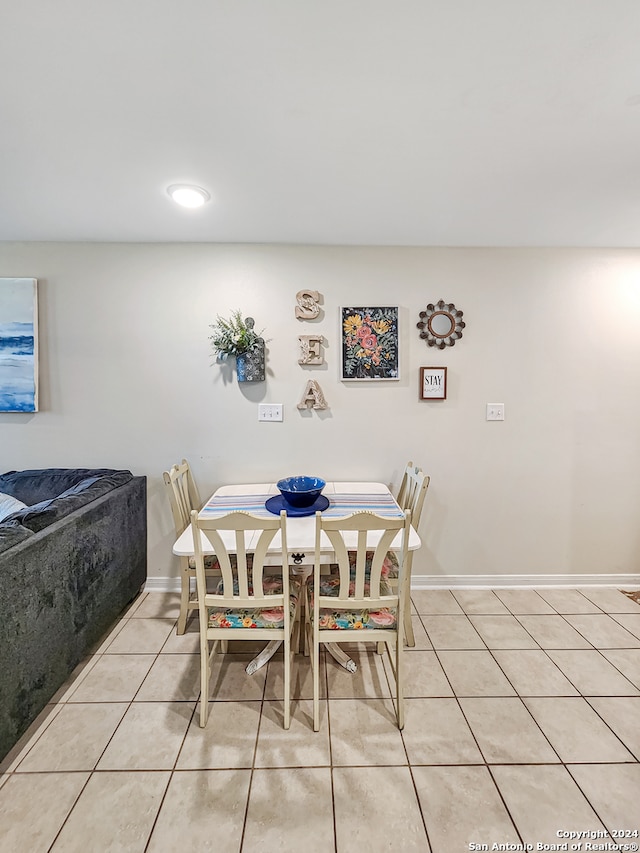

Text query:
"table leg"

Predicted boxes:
[[326, 645, 358, 673], [245, 640, 282, 675], [243, 563, 358, 675]]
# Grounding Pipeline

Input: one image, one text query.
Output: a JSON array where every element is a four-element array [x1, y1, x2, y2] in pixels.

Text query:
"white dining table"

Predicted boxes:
[[173, 481, 421, 673]]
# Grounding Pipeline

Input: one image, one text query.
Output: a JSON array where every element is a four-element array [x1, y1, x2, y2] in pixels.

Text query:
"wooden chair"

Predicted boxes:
[[306, 510, 410, 731], [391, 463, 430, 646], [191, 509, 300, 728], [163, 459, 220, 634]]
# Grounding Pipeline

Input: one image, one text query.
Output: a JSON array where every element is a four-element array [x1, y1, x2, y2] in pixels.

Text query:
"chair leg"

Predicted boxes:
[[312, 631, 320, 732], [177, 566, 190, 635], [404, 598, 416, 647], [199, 638, 211, 727], [395, 635, 404, 730], [284, 635, 291, 730]]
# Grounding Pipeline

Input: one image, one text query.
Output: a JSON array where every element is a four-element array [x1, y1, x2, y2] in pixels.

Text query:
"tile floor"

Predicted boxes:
[[1, 587, 640, 852]]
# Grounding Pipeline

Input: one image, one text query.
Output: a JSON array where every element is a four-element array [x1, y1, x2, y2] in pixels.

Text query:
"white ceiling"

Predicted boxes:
[[2, 1, 640, 246]]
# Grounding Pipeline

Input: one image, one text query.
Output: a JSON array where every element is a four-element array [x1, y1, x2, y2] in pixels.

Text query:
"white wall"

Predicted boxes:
[[1, 242, 640, 586]]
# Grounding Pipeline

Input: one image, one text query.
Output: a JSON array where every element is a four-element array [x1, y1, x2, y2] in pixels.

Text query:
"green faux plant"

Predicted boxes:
[[209, 310, 264, 359]]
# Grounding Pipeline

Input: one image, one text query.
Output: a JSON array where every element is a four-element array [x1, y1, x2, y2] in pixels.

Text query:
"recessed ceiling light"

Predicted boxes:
[[167, 184, 210, 208]]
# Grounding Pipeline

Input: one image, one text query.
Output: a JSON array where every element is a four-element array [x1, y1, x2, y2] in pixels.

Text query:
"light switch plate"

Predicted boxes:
[[486, 403, 505, 421], [258, 403, 283, 422]]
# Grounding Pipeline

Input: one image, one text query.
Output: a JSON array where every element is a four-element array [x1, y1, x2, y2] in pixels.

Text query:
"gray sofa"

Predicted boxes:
[[0, 468, 147, 761]]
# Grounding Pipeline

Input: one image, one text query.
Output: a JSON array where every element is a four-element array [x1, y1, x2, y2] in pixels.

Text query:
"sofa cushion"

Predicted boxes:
[[7, 471, 134, 534], [0, 468, 131, 506], [0, 492, 27, 522]]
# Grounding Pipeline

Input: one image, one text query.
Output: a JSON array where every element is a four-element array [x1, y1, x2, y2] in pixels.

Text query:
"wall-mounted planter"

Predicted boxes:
[[236, 349, 265, 382]]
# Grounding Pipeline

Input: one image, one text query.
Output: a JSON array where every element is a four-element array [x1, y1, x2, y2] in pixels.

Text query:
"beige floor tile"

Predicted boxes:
[[401, 698, 483, 765], [494, 589, 556, 614], [492, 765, 606, 845], [49, 654, 103, 703], [329, 698, 407, 765], [610, 613, 640, 640], [0, 703, 65, 773], [89, 617, 129, 654], [491, 650, 580, 696], [176, 701, 261, 769], [66, 654, 157, 702], [600, 648, 640, 689], [468, 615, 540, 649], [421, 614, 486, 649], [568, 763, 640, 832], [412, 765, 519, 852], [134, 654, 202, 702], [50, 770, 170, 852], [524, 697, 635, 762], [516, 615, 593, 649], [159, 621, 201, 654], [546, 650, 640, 696], [437, 650, 517, 696], [325, 648, 391, 698], [384, 649, 454, 697], [411, 589, 463, 614], [459, 697, 559, 763], [536, 588, 603, 613], [120, 592, 148, 617], [203, 653, 268, 701], [255, 700, 330, 767], [0, 772, 89, 851], [586, 696, 640, 759], [130, 592, 182, 619], [147, 769, 250, 853], [244, 768, 334, 852], [451, 589, 510, 614], [103, 617, 176, 654], [564, 614, 640, 648], [579, 588, 640, 613], [334, 766, 429, 852], [265, 652, 326, 699], [16, 703, 128, 772], [97, 702, 194, 770], [408, 614, 433, 649]]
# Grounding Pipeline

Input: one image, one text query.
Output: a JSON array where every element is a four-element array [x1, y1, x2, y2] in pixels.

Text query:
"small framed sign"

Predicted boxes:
[[420, 366, 447, 400]]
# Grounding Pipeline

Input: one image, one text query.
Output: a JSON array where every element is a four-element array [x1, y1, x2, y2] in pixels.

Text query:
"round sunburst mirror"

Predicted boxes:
[[417, 300, 465, 349]]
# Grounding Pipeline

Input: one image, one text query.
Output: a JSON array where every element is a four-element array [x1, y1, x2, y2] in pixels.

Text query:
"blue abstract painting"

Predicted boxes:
[[0, 278, 38, 412]]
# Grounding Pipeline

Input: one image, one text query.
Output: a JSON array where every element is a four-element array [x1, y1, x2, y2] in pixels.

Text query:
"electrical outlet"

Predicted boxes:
[[486, 403, 505, 421], [258, 403, 283, 422]]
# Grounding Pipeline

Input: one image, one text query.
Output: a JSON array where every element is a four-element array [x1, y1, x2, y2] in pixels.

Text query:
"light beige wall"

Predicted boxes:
[[1, 242, 639, 584]]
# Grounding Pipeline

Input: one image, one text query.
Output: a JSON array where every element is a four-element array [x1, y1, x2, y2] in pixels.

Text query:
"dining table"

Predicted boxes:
[[173, 480, 421, 674]]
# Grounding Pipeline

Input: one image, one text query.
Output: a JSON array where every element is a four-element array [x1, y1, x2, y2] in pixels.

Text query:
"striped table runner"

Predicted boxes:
[[200, 489, 404, 519]]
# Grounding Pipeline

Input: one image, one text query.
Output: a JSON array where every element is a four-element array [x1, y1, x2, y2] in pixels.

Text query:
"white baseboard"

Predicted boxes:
[[144, 577, 182, 593], [411, 573, 640, 589], [145, 573, 640, 594]]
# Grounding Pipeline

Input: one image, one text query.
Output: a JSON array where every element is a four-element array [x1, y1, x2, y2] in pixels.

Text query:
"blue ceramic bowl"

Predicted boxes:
[[277, 475, 326, 508]]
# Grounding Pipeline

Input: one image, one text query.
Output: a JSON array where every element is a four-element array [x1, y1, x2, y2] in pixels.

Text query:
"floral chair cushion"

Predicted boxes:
[[329, 550, 400, 580], [307, 575, 397, 631], [207, 575, 300, 630], [187, 555, 221, 571]]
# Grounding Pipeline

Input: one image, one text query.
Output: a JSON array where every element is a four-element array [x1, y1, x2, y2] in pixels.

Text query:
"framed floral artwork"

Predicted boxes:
[[341, 306, 399, 381]]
